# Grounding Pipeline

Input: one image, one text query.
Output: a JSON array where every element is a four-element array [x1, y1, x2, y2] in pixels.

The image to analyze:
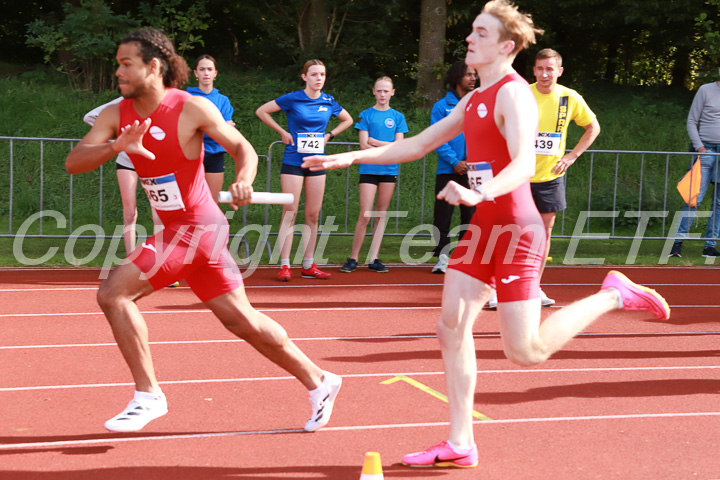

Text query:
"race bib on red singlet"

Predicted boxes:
[[297, 132, 324, 154], [140, 173, 185, 211], [467, 162, 494, 201]]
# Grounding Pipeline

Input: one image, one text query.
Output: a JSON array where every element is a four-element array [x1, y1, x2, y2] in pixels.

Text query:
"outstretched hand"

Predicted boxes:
[[114, 118, 156, 160], [437, 180, 484, 206], [301, 153, 355, 171]]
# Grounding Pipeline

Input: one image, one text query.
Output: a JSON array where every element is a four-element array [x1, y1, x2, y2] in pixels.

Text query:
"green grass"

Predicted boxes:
[[0, 66, 708, 268]]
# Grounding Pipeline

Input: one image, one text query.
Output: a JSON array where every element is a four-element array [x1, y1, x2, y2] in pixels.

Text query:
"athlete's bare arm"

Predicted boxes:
[[255, 100, 294, 145], [66, 104, 154, 173], [301, 95, 469, 171], [183, 95, 258, 208]]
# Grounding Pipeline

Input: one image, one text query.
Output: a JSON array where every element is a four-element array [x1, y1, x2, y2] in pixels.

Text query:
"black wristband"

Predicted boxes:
[[327, 132, 335, 140]]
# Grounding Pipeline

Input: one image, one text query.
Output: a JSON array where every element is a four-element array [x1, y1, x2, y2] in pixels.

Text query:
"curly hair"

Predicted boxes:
[[120, 28, 190, 88]]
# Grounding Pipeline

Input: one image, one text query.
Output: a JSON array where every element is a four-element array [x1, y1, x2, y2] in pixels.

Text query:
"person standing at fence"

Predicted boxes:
[[187, 54, 236, 203], [256, 60, 353, 281], [340, 76, 408, 274], [302, 0, 670, 467], [429, 60, 478, 274], [66, 28, 342, 434], [668, 71, 720, 258], [486, 48, 600, 309], [83, 98, 164, 257]]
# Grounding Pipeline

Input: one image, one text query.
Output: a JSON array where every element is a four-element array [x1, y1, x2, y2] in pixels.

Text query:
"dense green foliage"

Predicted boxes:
[[5, 0, 720, 92]]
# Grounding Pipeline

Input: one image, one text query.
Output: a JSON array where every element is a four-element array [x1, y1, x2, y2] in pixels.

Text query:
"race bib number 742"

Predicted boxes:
[[297, 132, 324, 154]]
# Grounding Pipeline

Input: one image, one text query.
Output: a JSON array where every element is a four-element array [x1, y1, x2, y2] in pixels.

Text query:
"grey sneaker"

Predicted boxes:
[[539, 287, 556, 307], [432, 253, 449, 274], [483, 291, 498, 310]]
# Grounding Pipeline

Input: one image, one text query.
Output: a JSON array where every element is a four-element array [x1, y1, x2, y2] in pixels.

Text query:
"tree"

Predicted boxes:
[[25, 0, 137, 91], [416, 0, 447, 107]]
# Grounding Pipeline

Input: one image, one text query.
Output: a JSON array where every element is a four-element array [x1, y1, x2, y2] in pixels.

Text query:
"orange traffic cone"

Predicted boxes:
[[359, 452, 383, 479]]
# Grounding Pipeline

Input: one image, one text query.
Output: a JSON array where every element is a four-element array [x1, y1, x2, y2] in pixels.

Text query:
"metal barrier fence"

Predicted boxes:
[[1, 136, 719, 249]]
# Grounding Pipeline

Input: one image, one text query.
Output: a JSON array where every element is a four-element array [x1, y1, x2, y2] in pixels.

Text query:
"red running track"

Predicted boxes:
[[0, 265, 719, 479]]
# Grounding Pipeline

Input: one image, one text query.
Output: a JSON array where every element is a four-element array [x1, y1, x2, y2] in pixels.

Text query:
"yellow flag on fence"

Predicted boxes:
[[677, 158, 702, 207]]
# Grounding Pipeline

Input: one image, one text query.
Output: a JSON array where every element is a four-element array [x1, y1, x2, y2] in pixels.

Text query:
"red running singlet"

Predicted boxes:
[[119, 89, 242, 301], [449, 73, 545, 302]]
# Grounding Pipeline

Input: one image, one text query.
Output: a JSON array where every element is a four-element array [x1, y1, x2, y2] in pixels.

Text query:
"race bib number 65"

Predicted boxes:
[[467, 162, 494, 201], [140, 173, 185, 211], [297, 132, 324, 154]]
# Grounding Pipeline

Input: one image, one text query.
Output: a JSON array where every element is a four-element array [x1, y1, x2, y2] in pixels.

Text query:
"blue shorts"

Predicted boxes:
[[204, 151, 226, 174]]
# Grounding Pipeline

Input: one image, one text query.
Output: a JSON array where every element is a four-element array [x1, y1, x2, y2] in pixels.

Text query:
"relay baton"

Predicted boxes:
[[217, 191, 295, 205]]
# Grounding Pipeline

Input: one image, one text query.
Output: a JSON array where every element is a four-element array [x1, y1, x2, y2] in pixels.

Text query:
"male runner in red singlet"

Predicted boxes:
[[65, 28, 341, 434], [302, 0, 670, 468]]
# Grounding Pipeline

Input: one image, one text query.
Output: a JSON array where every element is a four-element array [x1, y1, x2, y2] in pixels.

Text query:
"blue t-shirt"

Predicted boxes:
[[275, 90, 344, 166], [186, 86, 234, 155], [354, 107, 409, 175]]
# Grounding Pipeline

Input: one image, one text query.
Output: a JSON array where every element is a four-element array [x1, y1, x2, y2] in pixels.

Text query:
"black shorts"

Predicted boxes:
[[116, 163, 134, 172], [280, 163, 326, 177], [204, 151, 226, 173], [359, 174, 397, 185], [530, 177, 566, 213]]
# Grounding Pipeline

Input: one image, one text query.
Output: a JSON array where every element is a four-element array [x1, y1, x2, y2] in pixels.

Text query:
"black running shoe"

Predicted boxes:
[[668, 242, 682, 258], [340, 258, 358, 272], [702, 246, 720, 257], [368, 259, 389, 273]]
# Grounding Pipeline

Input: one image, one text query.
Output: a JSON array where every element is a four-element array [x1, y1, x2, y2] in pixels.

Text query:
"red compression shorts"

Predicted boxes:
[[130, 223, 242, 302], [448, 210, 545, 303]]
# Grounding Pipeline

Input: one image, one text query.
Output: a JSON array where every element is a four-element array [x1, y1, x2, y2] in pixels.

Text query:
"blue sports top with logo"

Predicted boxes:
[[354, 107, 409, 176], [274, 90, 344, 166]]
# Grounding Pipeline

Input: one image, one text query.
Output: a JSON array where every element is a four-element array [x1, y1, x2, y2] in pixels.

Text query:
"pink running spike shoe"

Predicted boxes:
[[401, 441, 478, 468], [601, 270, 670, 320]]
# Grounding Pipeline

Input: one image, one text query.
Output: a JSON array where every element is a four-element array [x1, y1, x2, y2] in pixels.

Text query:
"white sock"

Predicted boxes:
[[302, 257, 314, 270], [447, 440, 473, 454], [134, 389, 163, 401], [308, 375, 326, 396], [280, 258, 290, 267]]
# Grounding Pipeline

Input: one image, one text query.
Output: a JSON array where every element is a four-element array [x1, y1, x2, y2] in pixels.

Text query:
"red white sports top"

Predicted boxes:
[[119, 88, 219, 227], [463, 72, 538, 222]]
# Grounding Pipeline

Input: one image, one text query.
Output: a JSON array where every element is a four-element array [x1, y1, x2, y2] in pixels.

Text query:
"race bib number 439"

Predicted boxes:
[[140, 173, 185, 211], [535, 132, 561, 156], [297, 132, 324, 154], [467, 162, 494, 201]]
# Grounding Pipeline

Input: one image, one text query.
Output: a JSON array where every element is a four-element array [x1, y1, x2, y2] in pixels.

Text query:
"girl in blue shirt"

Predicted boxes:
[[340, 76, 408, 274], [256, 59, 353, 281], [187, 55, 235, 202]]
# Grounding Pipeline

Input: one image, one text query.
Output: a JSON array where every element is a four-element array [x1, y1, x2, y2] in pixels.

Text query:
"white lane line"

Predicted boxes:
[[0, 306, 441, 318], [0, 303, 718, 319], [1, 411, 719, 450], [1, 282, 717, 293], [2, 330, 720, 351], [0, 283, 445, 292], [2, 365, 720, 392]]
